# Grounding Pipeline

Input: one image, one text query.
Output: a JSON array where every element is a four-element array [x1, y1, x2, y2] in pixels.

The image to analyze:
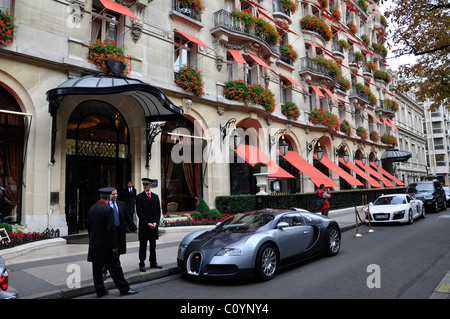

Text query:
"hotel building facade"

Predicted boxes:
[[0, 0, 407, 235]]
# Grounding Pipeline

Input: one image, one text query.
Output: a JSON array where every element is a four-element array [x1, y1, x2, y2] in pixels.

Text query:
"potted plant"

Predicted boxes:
[[331, 7, 341, 21], [280, 44, 298, 63], [0, 8, 17, 47], [281, 0, 298, 14], [383, 98, 399, 111], [374, 70, 392, 84], [310, 108, 340, 131], [340, 120, 352, 136], [347, 21, 358, 34], [87, 39, 130, 75], [253, 162, 269, 195], [177, 0, 205, 17], [381, 133, 397, 145], [175, 65, 205, 97], [338, 39, 350, 50], [356, 126, 368, 140], [282, 101, 300, 120], [254, 162, 268, 174], [248, 84, 276, 113], [300, 15, 333, 42], [370, 130, 380, 142]]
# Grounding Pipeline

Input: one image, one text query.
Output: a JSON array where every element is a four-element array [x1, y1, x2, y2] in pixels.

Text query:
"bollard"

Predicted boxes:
[[366, 205, 374, 233], [354, 207, 362, 237]]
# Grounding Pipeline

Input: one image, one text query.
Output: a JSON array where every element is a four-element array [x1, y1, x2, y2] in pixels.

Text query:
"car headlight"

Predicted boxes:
[[178, 244, 187, 260], [215, 248, 242, 256], [393, 210, 405, 215], [424, 195, 434, 200]]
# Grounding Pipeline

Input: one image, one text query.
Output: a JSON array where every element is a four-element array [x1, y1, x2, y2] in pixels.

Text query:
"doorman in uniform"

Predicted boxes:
[[136, 178, 162, 272]]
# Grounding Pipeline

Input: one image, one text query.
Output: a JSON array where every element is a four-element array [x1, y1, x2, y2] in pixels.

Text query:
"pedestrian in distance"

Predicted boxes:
[[136, 178, 162, 272], [121, 181, 137, 231], [87, 187, 138, 297], [317, 184, 331, 217], [102, 188, 138, 279]]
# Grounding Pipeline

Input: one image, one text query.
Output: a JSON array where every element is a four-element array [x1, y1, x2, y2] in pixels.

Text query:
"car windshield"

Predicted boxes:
[[444, 187, 450, 194], [215, 213, 274, 233], [406, 183, 433, 193], [373, 196, 406, 205]]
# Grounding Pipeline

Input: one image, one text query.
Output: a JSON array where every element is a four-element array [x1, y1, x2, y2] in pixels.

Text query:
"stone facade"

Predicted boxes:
[[0, 0, 409, 235]]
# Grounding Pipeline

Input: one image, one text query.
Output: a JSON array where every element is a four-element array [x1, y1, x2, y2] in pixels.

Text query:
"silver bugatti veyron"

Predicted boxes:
[[177, 209, 341, 281]]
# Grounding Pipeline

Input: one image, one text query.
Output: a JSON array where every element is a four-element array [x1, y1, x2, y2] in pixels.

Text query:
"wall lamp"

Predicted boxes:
[[306, 138, 323, 160], [269, 129, 288, 156], [220, 118, 240, 150]]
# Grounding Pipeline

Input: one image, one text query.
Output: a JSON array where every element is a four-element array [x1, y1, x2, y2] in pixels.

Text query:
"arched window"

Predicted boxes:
[[0, 86, 25, 223]]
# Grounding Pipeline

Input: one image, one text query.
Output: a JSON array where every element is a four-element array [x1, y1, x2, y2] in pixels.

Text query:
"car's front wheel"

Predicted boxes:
[[255, 243, 278, 281]]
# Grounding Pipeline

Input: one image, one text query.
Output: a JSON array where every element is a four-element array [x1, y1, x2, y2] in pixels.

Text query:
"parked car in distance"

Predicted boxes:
[[177, 209, 341, 281], [0, 256, 19, 299], [443, 186, 450, 205], [406, 181, 446, 213], [366, 194, 424, 224]]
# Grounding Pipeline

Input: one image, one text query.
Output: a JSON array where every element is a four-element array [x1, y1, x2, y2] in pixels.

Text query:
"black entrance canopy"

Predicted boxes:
[[46, 74, 183, 165], [381, 147, 412, 163]]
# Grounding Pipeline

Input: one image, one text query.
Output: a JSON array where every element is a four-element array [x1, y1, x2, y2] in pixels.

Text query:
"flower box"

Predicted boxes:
[[87, 39, 130, 75], [300, 15, 333, 42], [175, 65, 205, 97], [0, 8, 17, 47], [282, 101, 300, 120], [310, 108, 340, 130]]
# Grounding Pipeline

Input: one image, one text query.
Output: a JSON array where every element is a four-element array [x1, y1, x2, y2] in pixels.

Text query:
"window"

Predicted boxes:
[[91, 2, 124, 45], [174, 36, 192, 72], [279, 213, 304, 227]]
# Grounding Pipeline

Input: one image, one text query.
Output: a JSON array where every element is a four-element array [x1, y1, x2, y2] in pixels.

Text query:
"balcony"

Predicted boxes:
[[273, 0, 293, 27], [375, 100, 395, 116], [211, 10, 278, 56], [298, 56, 339, 88]]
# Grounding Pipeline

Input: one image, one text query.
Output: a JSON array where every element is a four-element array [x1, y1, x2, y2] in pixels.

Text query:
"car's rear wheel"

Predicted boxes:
[[326, 226, 341, 256], [420, 206, 426, 219], [255, 243, 278, 281]]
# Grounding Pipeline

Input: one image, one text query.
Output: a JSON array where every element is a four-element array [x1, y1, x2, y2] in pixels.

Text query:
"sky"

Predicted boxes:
[[379, 0, 417, 71]]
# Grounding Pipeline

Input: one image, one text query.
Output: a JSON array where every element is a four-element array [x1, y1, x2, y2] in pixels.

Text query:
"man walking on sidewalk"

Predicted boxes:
[[87, 187, 138, 298], [136, 178, 162, 272], [317, 184, 331, 217]]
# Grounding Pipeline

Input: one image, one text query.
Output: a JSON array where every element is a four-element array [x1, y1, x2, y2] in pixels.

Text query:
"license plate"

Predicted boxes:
[[374, 214, 389, 220]]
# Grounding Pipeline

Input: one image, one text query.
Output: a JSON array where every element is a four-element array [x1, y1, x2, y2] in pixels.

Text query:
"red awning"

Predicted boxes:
[[175, 29, 213, 50], [381, 117, 392, 127], [339, 158, 382, 188], [248, 53, 278, 75], [100, 0, 138, 19], [388, 118, 399, 131], [229, 49, 247, 64], [306, 41, 321, 48], [355, 160, 394, 187], [280, 151, 337, 187], [369, 113, 382, 124], [280, 74, 304, 89], [233, 144, 294, 178], [369, 162, 405, 186], [316, 155, 363, 186], [311, 85, 325, 97], [322, 87, 340, 103]]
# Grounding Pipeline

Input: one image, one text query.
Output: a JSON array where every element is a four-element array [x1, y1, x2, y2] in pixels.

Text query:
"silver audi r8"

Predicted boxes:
[[177, 209, 341, 281]]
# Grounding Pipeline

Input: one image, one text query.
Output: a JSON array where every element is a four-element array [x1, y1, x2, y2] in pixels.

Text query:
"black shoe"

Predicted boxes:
[[121, 288, 139, 296], [150, 264, 163, 269], [138, 263, 146, 272], [97, 290, 109, 298]]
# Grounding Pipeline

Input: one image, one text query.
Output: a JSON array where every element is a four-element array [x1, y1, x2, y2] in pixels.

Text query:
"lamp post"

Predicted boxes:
[[268, 129, 286, 154], [315, 142, 324, 161]]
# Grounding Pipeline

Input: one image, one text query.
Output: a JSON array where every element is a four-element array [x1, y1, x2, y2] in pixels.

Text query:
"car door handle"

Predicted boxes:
[[303, 230, 310, 234]]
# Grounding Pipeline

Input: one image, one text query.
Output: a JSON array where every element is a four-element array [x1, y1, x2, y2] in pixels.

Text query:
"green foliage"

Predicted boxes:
[[190, 211, 203, 219], [206, 209, 221, 220], [196, 199, 210, 217], [0, 223, 12, 234]]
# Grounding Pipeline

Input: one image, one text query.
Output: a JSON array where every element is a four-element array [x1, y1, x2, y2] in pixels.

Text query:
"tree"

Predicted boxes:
[[383, 0, 449, 110]]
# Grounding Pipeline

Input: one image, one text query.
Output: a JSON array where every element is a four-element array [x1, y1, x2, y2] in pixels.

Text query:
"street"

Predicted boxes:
[[79, 211, 450, 300]]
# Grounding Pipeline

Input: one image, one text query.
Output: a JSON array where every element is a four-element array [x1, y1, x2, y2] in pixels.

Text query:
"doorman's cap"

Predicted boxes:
[[98, 187, 115, 194], [141, 178, 152, 184]]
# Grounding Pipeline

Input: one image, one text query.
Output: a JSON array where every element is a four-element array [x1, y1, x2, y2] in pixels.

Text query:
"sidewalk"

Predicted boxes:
[[1, 206, 447, 299]]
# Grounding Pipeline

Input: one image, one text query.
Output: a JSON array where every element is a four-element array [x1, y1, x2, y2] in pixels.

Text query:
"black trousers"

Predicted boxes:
[[92, 253, 129, 296], [139, 237, 157, 265]]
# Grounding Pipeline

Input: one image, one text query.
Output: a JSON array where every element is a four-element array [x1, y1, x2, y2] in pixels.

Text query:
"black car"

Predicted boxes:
[[406, 181, 447, 213]]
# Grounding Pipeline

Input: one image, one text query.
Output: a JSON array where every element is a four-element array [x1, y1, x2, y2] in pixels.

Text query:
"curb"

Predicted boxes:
[[0, 238, 67, 259]]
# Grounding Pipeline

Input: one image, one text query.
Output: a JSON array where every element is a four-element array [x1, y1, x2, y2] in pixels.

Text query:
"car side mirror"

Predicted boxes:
[[277, 221, 289, 229]]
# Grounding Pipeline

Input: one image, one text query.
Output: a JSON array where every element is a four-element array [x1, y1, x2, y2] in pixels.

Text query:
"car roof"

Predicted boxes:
[[244, 209, 299, 216], [379, 193, 407, 197]]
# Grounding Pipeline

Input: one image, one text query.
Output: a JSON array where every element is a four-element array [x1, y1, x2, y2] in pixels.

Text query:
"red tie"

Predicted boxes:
[[147, 192, 151, 201]]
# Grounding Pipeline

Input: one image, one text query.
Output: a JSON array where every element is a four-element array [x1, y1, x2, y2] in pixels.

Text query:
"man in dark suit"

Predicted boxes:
[[87, 187, 138, 297], [102, 188, 138, 279], [136, 178, 162, 272], [121, 181, 137, 231]]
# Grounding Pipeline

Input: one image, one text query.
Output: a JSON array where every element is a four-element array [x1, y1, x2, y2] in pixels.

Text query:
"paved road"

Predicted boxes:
[[82, 212, 450, 299]]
